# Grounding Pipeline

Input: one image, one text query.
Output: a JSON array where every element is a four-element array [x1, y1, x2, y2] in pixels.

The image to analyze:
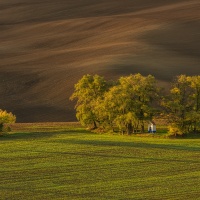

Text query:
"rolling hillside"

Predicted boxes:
[[0, 0, 200, 122]]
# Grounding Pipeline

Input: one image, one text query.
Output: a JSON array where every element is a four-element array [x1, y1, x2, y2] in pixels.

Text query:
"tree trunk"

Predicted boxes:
[[90, 121, 97, 130], [127, 123, 133, 135], [140, 121, 145, 133], [0, 123, 3, 132], [193, 122, 197, 133]]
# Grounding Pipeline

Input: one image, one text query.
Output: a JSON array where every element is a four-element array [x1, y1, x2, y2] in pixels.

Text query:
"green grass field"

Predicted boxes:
[[0, 123, 200, 200]]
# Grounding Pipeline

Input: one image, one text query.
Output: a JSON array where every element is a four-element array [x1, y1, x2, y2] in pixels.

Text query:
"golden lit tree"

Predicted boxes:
[[0, 109, 16, 132], [70, 74, 108, 129]]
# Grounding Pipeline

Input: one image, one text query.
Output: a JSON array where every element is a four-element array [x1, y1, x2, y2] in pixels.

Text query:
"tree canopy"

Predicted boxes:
[[71, 73, 159, 134], [71, 74, 200, 136], [0, 109, 16, 132], [70, 74, 108, 129], [162, 75, 200, 135]]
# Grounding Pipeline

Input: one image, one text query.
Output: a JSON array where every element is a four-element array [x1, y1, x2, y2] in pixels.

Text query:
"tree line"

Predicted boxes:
[[71, 74, 200, 136]]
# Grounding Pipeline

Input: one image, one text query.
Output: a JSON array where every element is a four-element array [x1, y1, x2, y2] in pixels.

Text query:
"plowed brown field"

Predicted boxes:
[[0, 0, 200, 122]]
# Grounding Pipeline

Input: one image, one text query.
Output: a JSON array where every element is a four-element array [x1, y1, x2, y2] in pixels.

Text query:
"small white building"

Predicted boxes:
[[148, 121, 156, 133]]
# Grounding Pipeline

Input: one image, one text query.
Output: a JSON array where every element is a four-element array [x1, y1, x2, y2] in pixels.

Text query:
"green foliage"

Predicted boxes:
[[0, 124, 200, 199], [168, 124, 184, 137], [71, 73, 159, 134], [187, 75, 200, 132], [70, 74, 108, 129], [103, 74, 159, 134], [71, 74, 200, 136], [162, 75, 200, 134], [0, 109, 16, 132]]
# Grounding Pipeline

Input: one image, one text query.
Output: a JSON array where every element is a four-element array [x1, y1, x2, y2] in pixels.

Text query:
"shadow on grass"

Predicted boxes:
[[14, 143, 200, 165], [54, 138, 200, 152], [1, 130, 200, 152], [0, 129, 92, 141]]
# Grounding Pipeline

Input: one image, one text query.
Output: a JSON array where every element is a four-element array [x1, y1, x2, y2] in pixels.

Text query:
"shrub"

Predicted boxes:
[[168, 124, 184, 137], [0, 109, 16, 132]]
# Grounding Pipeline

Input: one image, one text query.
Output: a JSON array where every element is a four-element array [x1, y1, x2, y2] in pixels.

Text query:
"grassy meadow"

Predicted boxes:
[[0, 123, 200, 199]]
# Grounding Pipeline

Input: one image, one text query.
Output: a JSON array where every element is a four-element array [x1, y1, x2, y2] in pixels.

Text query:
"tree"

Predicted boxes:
[[119, 74, 158, 133], [187, 75, 200, 132], [100, 84, 137, 134], [70, 74, 108, 129], [162, 75, 193, 135], [0, 109, 16, 132], [99, 74, 158, 134]]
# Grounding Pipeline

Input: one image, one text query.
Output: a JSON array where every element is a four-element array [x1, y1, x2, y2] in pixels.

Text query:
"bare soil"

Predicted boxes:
[[0, 0, 199, 122]]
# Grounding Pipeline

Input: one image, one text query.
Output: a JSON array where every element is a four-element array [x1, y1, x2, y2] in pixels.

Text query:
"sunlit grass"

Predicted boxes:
[[0, 123, 200, 199]]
